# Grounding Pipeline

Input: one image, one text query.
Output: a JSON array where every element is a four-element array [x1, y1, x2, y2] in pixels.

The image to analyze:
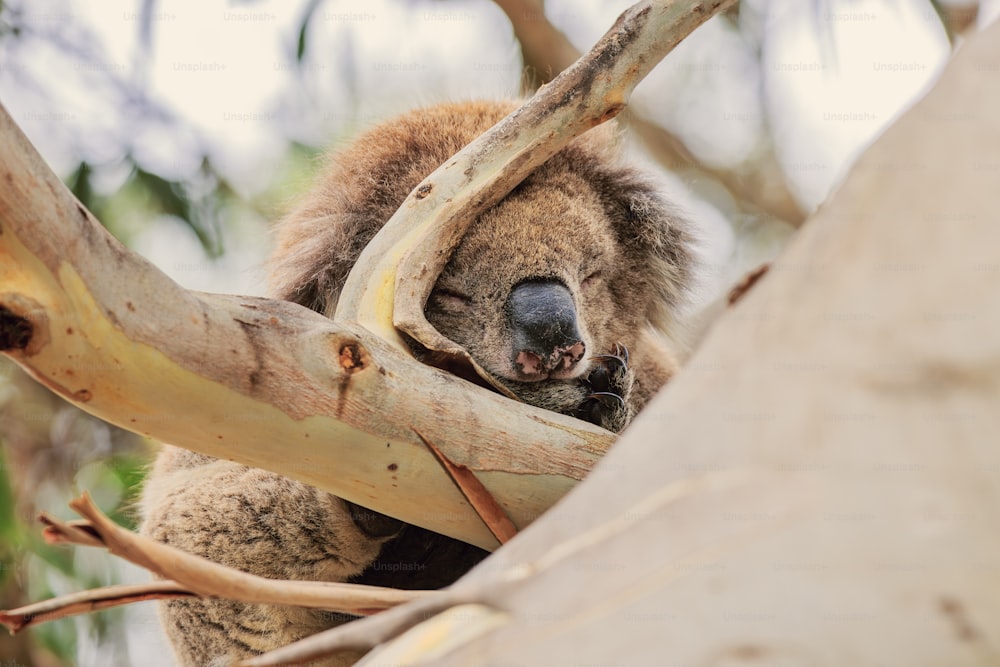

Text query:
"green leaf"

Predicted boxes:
[[296, 0, 323, 63]]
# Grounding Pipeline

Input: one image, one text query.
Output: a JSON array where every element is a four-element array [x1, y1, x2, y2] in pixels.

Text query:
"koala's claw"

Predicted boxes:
[[577, 343, 634, 433], [607, 343, 630, 366], [590, 343, 629, 365], [587, 347, 629, 392]]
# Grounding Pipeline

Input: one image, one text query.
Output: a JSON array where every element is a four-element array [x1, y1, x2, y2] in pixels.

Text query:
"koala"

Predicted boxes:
[[140, 100, 694, 666]]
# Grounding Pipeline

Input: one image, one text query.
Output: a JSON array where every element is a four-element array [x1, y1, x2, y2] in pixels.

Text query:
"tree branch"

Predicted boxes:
[[0, 582, 196, 634], [28, 494, 434, 616], [494, 0, 804, 226], [0, 1, 731, 550], [0, 96, 611, 548], [493, 0, 579, 89]]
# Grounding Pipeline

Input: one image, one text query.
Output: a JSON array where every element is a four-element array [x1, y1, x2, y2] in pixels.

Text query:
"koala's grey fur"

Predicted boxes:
[[140, 100, 694, 666]]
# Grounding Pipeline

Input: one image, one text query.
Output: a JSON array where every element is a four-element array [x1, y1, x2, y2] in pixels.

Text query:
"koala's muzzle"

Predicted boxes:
[[507, 279, 586, 380]]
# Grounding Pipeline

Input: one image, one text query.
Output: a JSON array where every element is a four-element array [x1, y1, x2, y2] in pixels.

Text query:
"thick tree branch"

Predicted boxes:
[[0, 96, 613, 549], [0, 1, 730, 551], [348, 18, 1000, 665]]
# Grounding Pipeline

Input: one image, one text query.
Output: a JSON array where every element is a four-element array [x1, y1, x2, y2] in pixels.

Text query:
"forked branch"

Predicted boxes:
[[0, 1, 730, 549], [0, 107, 610, 550]]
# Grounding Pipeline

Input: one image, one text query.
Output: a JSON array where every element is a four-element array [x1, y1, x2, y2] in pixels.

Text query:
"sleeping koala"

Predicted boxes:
[[140, 100, 694, 666]]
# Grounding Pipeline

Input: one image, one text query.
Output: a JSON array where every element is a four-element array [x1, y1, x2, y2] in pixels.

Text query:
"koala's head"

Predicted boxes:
[[426, 150, 690, 385], [269, 101, 693, 387]]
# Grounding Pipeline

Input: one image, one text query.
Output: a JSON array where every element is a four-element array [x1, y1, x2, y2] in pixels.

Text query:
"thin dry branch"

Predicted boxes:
[[0, 581, 196, 634], [34, 494, 436, 616]]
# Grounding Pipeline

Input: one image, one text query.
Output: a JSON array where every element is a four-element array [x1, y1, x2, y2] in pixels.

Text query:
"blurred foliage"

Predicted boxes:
[[296, 0, 325, 63], [0, 0, 265, 260], [66, 156, 235, 259], [1, 355, 152, 666]]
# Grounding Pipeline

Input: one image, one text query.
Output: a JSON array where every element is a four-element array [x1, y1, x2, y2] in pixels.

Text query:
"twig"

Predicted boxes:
[[0, 581, 196, 634], [38, 514, 104, 547], [36, 494, 437, 615], [417, 430, 519, 544]]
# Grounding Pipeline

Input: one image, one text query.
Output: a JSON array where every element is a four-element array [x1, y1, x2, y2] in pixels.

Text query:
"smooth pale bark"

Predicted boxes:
[[353, 18, 1000, 666]]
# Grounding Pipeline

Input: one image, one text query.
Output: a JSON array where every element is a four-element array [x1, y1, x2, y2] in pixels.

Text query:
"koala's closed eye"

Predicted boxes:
[[430, 287, 473, 310], [581, 270, 603, 289]]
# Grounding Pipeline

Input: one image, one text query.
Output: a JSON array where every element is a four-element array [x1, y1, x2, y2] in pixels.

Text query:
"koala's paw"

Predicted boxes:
[[577, 344, 634, 433]]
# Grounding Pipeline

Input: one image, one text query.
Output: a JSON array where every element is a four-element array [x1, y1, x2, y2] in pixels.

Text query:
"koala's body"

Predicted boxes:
[[140, 100, 694, 666]]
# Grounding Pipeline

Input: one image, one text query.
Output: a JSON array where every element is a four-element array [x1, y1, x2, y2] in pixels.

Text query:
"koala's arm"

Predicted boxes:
[[139, 446, 390, 667]]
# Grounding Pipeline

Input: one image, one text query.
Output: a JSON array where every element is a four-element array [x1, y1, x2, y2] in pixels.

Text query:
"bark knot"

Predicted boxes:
[[0, 306, 33, 351], [338, 341, 369, 373]]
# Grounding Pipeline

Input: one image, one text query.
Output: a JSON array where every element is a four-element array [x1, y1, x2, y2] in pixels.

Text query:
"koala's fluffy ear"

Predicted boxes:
[[268, 101, 521, 316], [267, 203, 377, 317], [589, 165, 696, 332]]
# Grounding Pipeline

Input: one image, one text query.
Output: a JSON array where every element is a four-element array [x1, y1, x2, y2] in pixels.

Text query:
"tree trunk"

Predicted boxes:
[[354, 17, 1000, 665]]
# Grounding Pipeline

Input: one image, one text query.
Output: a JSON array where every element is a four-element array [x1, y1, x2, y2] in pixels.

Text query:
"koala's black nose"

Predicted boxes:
[[507, 279, 585, 378]]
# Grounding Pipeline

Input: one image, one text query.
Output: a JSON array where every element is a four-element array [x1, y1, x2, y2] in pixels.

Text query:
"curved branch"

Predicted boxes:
[[0, 99, 611, 551], [55, 494, 430, 614], [0, 1, 731, 552], [337, 0, 738, 377]]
